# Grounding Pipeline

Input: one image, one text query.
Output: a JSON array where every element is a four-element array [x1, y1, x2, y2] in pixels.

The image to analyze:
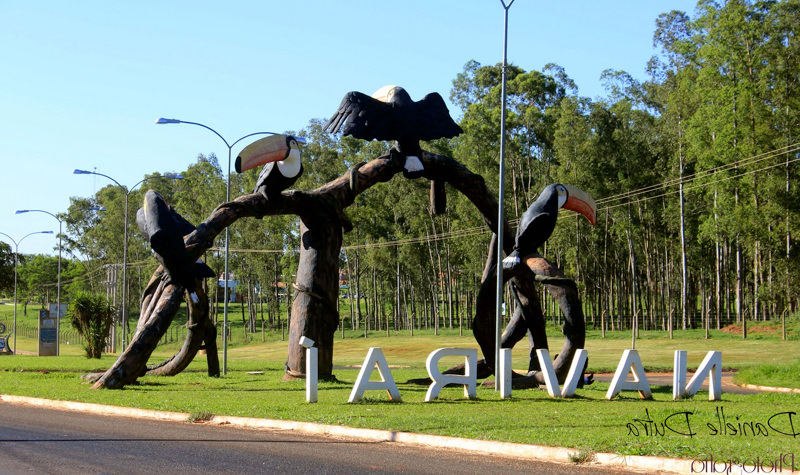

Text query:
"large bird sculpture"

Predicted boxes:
[[324, 85, 462, 177], [503, 184, 597, 270], [235, 134, 304, 200], [136, 190, 215, 303]]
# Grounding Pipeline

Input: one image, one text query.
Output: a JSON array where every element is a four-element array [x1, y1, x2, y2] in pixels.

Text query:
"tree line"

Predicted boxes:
[[2, 0, 797, 339]]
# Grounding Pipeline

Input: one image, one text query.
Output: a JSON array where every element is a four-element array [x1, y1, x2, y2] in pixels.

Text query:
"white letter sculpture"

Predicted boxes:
[[536, 348, 588, 398], [299, 336, 318, 403], [499, 348, 512, 399], [348, 347, 402, 403], [673, 350, 722, 401], [606, 349, 652, 400], [425, 348, 478, 402]]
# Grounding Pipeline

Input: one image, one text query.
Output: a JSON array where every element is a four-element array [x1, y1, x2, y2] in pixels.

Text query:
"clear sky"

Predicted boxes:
[[1, 0, 698, 256]]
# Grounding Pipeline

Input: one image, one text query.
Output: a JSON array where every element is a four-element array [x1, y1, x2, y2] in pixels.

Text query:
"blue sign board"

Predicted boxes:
[[41, 328, 57, 343]]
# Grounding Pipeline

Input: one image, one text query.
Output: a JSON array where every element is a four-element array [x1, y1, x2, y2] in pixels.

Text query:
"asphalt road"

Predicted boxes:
[[0, 403, 638, 474]]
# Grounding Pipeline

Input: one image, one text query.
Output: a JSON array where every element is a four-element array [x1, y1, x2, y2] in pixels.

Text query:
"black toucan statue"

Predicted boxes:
[[324, 86, 462, 214], [235, 134, 304, 201], [136, 190, 215, 303], [503, 184, 597, 270]]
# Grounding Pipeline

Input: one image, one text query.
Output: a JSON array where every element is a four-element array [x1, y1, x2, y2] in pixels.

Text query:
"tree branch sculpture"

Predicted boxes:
[[91, 148, 587, 390]]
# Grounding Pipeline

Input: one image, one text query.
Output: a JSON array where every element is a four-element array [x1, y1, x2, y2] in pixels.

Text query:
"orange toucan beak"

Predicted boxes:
[[563, 185, 597, 226], [235, 135, 293, 173]]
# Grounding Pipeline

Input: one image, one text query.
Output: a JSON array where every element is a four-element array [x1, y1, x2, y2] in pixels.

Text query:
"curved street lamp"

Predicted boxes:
[[15, 207, 104, 355], [155, 117, 286, 375], [0, 230, 54, 354], [73, 169, 183, 350]]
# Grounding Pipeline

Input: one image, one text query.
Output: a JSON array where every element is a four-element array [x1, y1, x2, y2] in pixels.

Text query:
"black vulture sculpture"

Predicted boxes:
[[323, 85, 462, 178]]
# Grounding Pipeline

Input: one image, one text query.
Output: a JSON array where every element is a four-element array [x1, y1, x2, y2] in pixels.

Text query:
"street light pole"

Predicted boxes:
[[73, 170, 183, 350], [156, 117, 281, 375], [15, 207, 104, 355], [495, 0, 514, 390], [0, 230, 54, 354], [15, 210, 63, 355]]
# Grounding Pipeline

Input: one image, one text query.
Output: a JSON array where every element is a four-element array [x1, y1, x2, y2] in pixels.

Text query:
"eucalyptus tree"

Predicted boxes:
[[650, 8, 703, 331], [451, 61, 568, 216], [760, 0, 800, 317], [63, 197, 111, 292], [172, 154, 225, 226], [17, 254, 60, 311], [684, 0, 780, 328], [642, 0, 800, 330]]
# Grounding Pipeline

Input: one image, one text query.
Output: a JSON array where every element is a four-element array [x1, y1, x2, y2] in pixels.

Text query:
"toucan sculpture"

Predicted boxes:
[[323, 85, 462, 178], [136, 190, 215, 303], [503, 184, 597, 270], [235, 134, 304, 200]]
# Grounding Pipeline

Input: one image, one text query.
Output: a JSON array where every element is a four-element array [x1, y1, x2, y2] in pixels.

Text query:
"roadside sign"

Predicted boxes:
[[49, 303, 68, 319], [38, 309, 58, 356]]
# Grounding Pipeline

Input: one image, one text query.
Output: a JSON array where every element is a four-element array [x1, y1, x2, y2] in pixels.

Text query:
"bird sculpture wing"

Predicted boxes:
[[253, 161, 304, 195], [516, 209, 557, 252], [169, 207, 197, 236], [254, 161, 273, 193], [323, 91, 397, 141], [136, 190, 214, 300], [413, 92, 463, 141]]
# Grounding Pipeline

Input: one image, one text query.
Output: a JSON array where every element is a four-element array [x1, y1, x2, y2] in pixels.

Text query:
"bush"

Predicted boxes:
[[69, 292, 116, 359]]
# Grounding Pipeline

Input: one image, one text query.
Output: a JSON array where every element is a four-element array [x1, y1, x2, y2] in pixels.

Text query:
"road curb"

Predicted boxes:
[[0, 394, 188, 422], [741, 383, 800, 394], [0, 394, 702, 474]]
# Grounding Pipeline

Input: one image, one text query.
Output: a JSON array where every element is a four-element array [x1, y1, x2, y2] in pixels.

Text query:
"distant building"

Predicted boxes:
[[217, 273, 239, 302]]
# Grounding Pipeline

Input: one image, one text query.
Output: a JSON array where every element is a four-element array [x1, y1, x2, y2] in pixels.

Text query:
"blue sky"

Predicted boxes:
[[1, 0, 698, 256]]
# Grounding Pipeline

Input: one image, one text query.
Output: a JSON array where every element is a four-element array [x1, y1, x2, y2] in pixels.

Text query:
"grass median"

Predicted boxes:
[[1, 318, 799, 463]]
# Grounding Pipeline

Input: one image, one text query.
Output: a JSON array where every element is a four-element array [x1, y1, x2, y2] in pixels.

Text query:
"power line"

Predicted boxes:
[[203, 143, 797, 254], [596, 142, 800, 205], [49, 143, 797, 259], [598, 155, 800, 213]]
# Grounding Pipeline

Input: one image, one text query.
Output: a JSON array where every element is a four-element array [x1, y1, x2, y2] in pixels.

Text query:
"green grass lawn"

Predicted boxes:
[[1, 355, 798, 462], [2, 300, 799, 462]]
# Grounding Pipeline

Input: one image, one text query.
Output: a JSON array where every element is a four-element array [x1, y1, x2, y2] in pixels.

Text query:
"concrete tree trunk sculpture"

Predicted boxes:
[[91, 149, 587, 389]]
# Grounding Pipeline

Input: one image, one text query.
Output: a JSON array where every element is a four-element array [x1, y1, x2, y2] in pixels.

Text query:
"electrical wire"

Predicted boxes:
[[37, 143, 798, 264]]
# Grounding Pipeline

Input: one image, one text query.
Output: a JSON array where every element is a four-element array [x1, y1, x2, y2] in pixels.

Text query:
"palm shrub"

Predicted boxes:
[[69, 291, 115, 358]]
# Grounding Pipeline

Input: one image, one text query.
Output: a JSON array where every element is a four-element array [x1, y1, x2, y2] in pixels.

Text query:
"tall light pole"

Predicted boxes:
[[15, 207, 104, 356], [495, 0, 514, 390], [155, 117, 282, 375], [0, 230, 54, 354], [15, 209, 64, 355], [73, 169, 183, 350]]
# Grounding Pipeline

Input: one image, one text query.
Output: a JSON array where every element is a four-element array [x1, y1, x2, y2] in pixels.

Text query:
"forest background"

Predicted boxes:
[[1, 0, 798, 344]]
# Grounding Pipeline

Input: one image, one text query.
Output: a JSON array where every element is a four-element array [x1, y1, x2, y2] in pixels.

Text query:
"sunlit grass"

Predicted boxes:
[[735, 359, 800, 389], [1, 355, 798, 461], [2, 300, 800, 461]]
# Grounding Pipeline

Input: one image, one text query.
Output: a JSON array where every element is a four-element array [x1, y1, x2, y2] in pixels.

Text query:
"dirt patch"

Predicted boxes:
[[720, 323, 782, 335]]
